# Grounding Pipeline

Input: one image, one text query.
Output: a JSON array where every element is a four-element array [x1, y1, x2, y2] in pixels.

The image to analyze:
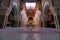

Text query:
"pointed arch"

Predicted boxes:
[[7, 6, 18, 27]]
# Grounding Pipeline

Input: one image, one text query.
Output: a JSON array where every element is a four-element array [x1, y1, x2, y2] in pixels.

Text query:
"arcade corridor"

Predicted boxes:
[[0, 0, 60, 28], [0, 0, 60, 40]]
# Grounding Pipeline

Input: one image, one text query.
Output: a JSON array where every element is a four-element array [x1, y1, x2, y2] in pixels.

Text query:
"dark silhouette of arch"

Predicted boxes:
[[44, 8, 56, 28], [7, 6, 18, 27]]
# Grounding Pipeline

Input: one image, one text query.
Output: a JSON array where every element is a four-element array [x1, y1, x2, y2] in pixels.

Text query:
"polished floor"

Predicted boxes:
[[0, 27, 60, 40]]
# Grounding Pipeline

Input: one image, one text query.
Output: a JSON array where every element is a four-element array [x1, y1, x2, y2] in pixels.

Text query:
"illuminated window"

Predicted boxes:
[[25, 3, 36, 9], [13, 2, 18, 7]]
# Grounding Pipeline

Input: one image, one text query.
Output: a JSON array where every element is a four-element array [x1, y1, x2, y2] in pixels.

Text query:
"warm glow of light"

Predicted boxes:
[[25, 3, 36, 9]]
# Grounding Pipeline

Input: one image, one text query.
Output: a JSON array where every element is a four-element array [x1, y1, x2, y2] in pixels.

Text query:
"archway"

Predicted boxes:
[[44, 9, 56, 28], [7, 6, 18, 27]]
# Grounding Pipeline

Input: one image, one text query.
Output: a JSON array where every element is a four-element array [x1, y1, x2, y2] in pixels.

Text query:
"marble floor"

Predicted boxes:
[[0, 27, 60, 40]]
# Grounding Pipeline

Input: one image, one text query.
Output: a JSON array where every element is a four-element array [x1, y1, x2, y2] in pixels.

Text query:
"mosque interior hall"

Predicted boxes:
[[0, 0, 60, 29], [0, 0, 60, 40]]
